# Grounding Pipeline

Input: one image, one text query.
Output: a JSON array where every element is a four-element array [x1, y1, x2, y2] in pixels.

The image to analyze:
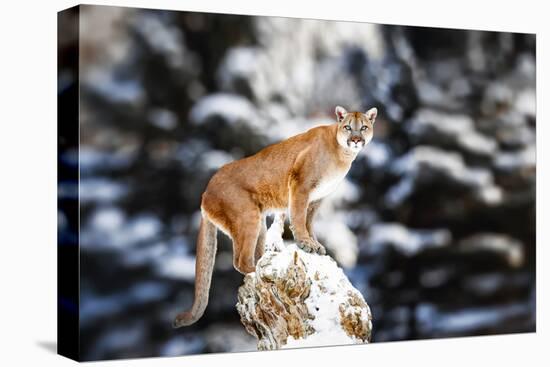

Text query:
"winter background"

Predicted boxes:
[[57, 5, 536, 361]]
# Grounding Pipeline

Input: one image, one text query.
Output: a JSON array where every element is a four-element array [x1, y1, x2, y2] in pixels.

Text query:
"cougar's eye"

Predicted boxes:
[[361, 126, 368, 131], [344, 125, 352, 131]]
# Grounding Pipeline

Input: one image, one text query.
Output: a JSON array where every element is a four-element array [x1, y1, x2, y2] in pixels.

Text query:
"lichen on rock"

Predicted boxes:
[[236, 216, 372, 350]]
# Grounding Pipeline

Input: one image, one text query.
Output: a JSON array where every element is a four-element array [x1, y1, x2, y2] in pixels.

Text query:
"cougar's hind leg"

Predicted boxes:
[[229, 207, 262, 274]]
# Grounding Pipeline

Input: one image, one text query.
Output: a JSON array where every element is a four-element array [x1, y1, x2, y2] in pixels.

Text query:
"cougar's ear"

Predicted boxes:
[[366, 107, 378, 123], [335, 106, 347, 122]]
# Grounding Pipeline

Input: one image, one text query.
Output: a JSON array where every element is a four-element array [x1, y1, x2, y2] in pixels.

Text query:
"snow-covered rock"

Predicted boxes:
[[236, 216, 372, 350]]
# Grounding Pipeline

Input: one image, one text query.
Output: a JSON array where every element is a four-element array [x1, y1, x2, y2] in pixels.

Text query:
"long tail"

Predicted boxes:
[[173, 215, 218, 328]]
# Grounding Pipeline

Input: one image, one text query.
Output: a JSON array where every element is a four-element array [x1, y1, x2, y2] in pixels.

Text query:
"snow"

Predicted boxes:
[[408, 109, 473, 137], [458, 233, 524, 267], [122, 242, 167, 267], [477, 185, 503, 205], [264, 213, 285, 253], [327, 177, 361, 204], [415, 302, 531, 335], [85, 68, 144, 104], [80, 281, 170, 324], [155, 254, 196, 281], [133, 14, 191, 69], [365, 222, 451, 256], [361, 140, 392, 168], [217, 47, 260, 91], [148, 108, 178, 130], [407, 109, 497, 156], [80, 178, 128, 203], [391, 146, 491, 188], [79, 147, 135, 174], [385, 176, 415, 208], [82, 209, 163, 250], [189, 93, 260, 127], [494, 146, 536, 172], [269, 242, 368, 349], [387, 146, 503, 206], [201, 150, 234, 171], [89, 207, 125, 233], [260, 222, 371, 348], [313, 219, 358, 269]]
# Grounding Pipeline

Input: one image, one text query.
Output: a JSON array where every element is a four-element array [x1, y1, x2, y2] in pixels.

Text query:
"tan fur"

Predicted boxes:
[[173, 106, 377, 327]]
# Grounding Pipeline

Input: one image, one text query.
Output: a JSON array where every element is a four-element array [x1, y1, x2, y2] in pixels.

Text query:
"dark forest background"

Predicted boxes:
[[58, 5, 535, 361]]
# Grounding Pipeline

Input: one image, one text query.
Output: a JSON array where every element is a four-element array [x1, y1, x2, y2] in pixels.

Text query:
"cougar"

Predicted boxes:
[[173, 106, 377, 327]]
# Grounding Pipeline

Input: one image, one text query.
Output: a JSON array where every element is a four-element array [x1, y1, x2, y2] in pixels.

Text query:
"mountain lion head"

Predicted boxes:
[[335, 106, 377, 152]]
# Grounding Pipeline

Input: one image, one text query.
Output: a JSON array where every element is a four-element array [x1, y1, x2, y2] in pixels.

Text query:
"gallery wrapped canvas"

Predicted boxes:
[[58, 4, 536, 362]]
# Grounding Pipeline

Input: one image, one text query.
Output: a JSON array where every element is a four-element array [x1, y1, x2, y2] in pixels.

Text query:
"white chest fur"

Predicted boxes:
[[309, 171, 348, 202]]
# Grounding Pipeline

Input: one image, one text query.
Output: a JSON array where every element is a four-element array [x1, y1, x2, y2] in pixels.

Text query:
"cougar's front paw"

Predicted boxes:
[[314, 240, 326, 255], [297, 238, 326, 255], [296, 238, 315, 253]]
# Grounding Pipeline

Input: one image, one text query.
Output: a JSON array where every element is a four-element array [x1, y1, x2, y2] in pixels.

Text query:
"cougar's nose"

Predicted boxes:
[[350, 136, 362, 143]]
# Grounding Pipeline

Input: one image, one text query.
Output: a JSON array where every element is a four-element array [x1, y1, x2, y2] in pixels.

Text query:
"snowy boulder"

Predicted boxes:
[[236, 216, 372, 350]]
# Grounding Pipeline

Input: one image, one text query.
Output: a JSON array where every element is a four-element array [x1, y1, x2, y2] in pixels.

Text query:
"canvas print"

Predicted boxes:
[[57, 4, 536, 361]]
